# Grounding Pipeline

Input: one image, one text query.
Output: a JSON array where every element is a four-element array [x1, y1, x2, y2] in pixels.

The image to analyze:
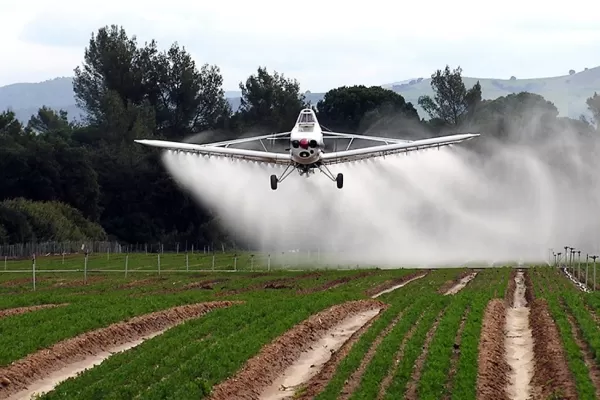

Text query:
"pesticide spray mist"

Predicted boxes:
[[161, 111, 600, 267]]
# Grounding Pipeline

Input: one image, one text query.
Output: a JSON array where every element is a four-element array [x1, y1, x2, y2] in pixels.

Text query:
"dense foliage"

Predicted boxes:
[[1, 24, 599, 246]]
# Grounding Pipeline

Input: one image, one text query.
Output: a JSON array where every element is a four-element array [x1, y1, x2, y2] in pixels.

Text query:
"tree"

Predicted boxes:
[[0, 111, 26, 138], [316, 85, 419, 132], [418, 65, 482, 126], [586, 92, 600, 128], [25, 107, 71, 135], [148, 43, 231, 138], [469, 92, 559, 143], [73, 25, 229, 141], [73, 25, 152, 126], [237, 66, 307, 132]]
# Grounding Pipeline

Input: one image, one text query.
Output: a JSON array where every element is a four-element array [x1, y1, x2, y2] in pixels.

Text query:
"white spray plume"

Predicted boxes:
[[161, 109, 600, 267]]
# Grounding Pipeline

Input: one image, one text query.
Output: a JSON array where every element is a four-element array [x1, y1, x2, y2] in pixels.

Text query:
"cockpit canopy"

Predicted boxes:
[[297, 109, 316, 125]]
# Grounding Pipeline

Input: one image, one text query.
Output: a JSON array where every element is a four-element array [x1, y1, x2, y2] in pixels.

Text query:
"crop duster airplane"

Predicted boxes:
[[135, 108, 479, 190]]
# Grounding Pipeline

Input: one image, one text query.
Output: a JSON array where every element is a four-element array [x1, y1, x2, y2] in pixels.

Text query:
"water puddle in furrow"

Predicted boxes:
[[505, 270, 534, 400], [259, 309, 380, 399]]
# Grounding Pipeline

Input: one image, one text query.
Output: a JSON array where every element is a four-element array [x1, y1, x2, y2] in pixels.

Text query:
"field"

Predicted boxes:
[[1, 253, 600, 399]]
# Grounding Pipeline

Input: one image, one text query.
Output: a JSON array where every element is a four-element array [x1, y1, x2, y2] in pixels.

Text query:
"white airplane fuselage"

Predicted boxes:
[[289, 109, 324, 165]]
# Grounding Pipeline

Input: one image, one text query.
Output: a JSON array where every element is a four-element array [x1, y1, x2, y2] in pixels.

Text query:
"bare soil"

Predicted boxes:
[[0, 304, 69, 319], [337, 309, 406, 400], [404, 307, 446, 400], [292, 305, 386, 400], [207, 299, 386, 400], [364, 271, 427, 298], [476, 299, 510, 400], [529, 299, 578, 400], [0, 301, 239, 399]]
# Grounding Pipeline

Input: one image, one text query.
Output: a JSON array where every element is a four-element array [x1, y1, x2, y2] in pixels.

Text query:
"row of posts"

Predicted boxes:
[[24, 252, 271, 290], [552, 246, 599, 290]]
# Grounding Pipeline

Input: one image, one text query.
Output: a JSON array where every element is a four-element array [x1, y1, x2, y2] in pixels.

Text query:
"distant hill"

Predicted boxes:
[[2, 67, 599, 123]]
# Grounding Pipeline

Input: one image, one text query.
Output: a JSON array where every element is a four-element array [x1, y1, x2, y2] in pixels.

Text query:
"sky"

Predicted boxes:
[[1, 0, 600, 92]]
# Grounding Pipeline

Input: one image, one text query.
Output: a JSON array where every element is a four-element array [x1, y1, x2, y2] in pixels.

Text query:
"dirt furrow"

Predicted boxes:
[[335, 309, 406, 400], [0, 304, 69, 319], [476, 298, 510, 400], [377, 309, 427, 399], [505, 270, 535, 400], [0, 301, 239, 399], [443, 307, 470, 400], [214, 272, 323, 296], [529, 299, 578, 399], [505, 269, 517, 307], [297, 271, 378, 295], [207, 299, 386, 400], [364, 271, 427, 298], [404, 307, 446, 400], [291, 307, 385, 400], [443, 272, 477, 295], [563, 303, 600, 398]]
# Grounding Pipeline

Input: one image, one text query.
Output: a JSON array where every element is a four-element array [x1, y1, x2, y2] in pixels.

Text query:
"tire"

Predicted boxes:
[[270, 175, 278, 190], [336, 173, 343, 189]]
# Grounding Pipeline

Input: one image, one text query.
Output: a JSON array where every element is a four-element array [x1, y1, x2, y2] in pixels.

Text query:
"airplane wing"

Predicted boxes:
[[192, 131, 291, 147], [134, 139, 292, 165], [320, 133, 479, 165], [322, 131, 413, 144]]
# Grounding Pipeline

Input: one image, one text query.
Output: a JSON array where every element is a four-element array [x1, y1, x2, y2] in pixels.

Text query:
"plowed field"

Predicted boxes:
[[1, 265, 598, 399]]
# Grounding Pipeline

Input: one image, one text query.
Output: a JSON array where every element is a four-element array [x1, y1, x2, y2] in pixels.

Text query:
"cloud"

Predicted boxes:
[[2, 0, 600, 90]]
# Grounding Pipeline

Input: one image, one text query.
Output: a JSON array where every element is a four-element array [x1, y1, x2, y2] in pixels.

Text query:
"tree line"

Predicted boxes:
[[1, 24, 599, 248]]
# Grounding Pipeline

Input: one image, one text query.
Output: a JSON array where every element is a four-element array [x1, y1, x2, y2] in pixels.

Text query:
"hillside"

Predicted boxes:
[[2, 67, 599, 123]]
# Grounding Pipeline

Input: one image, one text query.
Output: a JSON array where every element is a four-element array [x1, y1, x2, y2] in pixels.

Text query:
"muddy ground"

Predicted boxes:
[[207, 299, 386, 400], [0, 301, 239, 399]]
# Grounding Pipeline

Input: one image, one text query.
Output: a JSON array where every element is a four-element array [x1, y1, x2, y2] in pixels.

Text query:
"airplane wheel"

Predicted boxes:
[[270, 174, 278, 190], [336, 173, 343, 189]]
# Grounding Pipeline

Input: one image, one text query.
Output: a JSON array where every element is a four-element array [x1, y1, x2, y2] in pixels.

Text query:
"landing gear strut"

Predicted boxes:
[[318, 164, 343, 189], [270, 163, 295, 190], [270, 163, 343, 190]]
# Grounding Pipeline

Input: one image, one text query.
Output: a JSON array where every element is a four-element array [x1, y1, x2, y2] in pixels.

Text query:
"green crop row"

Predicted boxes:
[[350, 295, 446, 400], [420, 268, 510, 400], [413, 293, 469, 400], [313, 269, 457, 400], [1, 268, 515, 399], [0, 270, 400, 366], [529, 268, 597, 398], [40, 292, 356, 399]]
